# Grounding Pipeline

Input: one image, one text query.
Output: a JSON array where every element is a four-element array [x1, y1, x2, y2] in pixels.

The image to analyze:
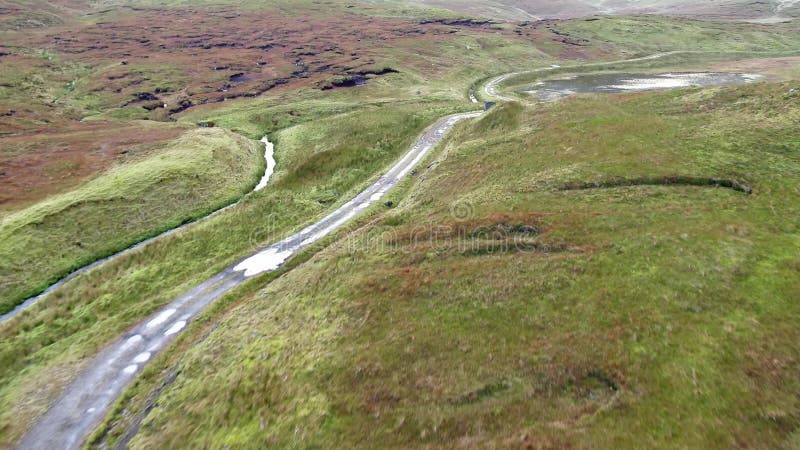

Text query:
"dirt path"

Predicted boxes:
[[20, 48, 788, 448], [485, 71, 522, 101], [483, 52, 684, 101], [15, 111, 482, 450], [483, 50, 800, 102], [8, 49, 787, 326]]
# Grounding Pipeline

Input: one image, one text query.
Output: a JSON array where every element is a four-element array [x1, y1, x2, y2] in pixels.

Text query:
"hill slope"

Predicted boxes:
[[408, 0, 800, 20], [100, 80, 800, 448]]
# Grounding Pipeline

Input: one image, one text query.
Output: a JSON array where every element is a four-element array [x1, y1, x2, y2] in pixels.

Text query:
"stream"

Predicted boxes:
[[0, 135, 277, 324]]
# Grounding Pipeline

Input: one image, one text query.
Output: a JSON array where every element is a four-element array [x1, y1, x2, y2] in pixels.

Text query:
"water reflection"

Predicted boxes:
[[523, 72, 760, 101]]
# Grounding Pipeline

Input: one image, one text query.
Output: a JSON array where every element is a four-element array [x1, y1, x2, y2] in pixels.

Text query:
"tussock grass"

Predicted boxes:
[[0, 101, 466, 447], [471, 101, 522, 133], [497, 49, 800, 97], [557, 16, 800, 54], [0, 127, 263, 314], [559, 175, 753, 194], [3, 1, 800, 447], [117, 80, 800, 448]]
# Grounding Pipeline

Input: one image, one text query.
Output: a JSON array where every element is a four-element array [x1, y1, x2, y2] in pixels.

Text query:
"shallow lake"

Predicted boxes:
[[524, 72, 760, 101]]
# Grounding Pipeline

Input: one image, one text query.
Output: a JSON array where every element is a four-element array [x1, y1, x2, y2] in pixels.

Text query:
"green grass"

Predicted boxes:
[[2, 0, 800, 446], [490, 49, 800, 101], [556, 15, 800, 54], [0, 100, 470, 447], [172, 31, 551, 139], [74, 62, 190, 119], [0, 52, 88, 113], [0, 126, 264, 315], [0, 2, 546, 443], [475, 15, 800, 101], [113, 81, 800, 448]]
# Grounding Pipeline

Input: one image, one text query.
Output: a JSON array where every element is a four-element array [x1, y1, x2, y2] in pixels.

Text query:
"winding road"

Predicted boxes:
[[16, 48, 784, 448], [6, 49, 779, 325], [482, 51, 686, 102], [485, 71, 523, 101], [16, 111, 482, 450], [482, 50, 800, 102]]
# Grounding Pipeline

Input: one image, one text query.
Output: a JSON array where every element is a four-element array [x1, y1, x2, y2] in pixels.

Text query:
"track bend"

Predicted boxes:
[[0, 136, 277, 325], [17, 48, 777, 448], [17, 111, 482, 450], [482, 51, 683, 101]]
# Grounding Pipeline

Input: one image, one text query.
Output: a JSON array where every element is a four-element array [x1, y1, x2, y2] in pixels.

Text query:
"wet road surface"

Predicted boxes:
[[16, 111, 482, 450]]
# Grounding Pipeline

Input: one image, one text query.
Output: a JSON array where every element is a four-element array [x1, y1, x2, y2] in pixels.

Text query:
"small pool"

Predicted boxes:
[[524, 72, 761, 101]]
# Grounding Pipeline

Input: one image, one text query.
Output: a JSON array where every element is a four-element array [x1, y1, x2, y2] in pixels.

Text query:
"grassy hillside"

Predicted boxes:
[[556, 15, 800, 54], [0, 2, 549, 444], [0, 100, 471, 447], [109, 80, 800, 448], [393, 0, 800, 20], [0, 0, 552, 206], [2, 0, 800, 447], [488, 48, 800, 102], [0, 127, 264, 314]]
